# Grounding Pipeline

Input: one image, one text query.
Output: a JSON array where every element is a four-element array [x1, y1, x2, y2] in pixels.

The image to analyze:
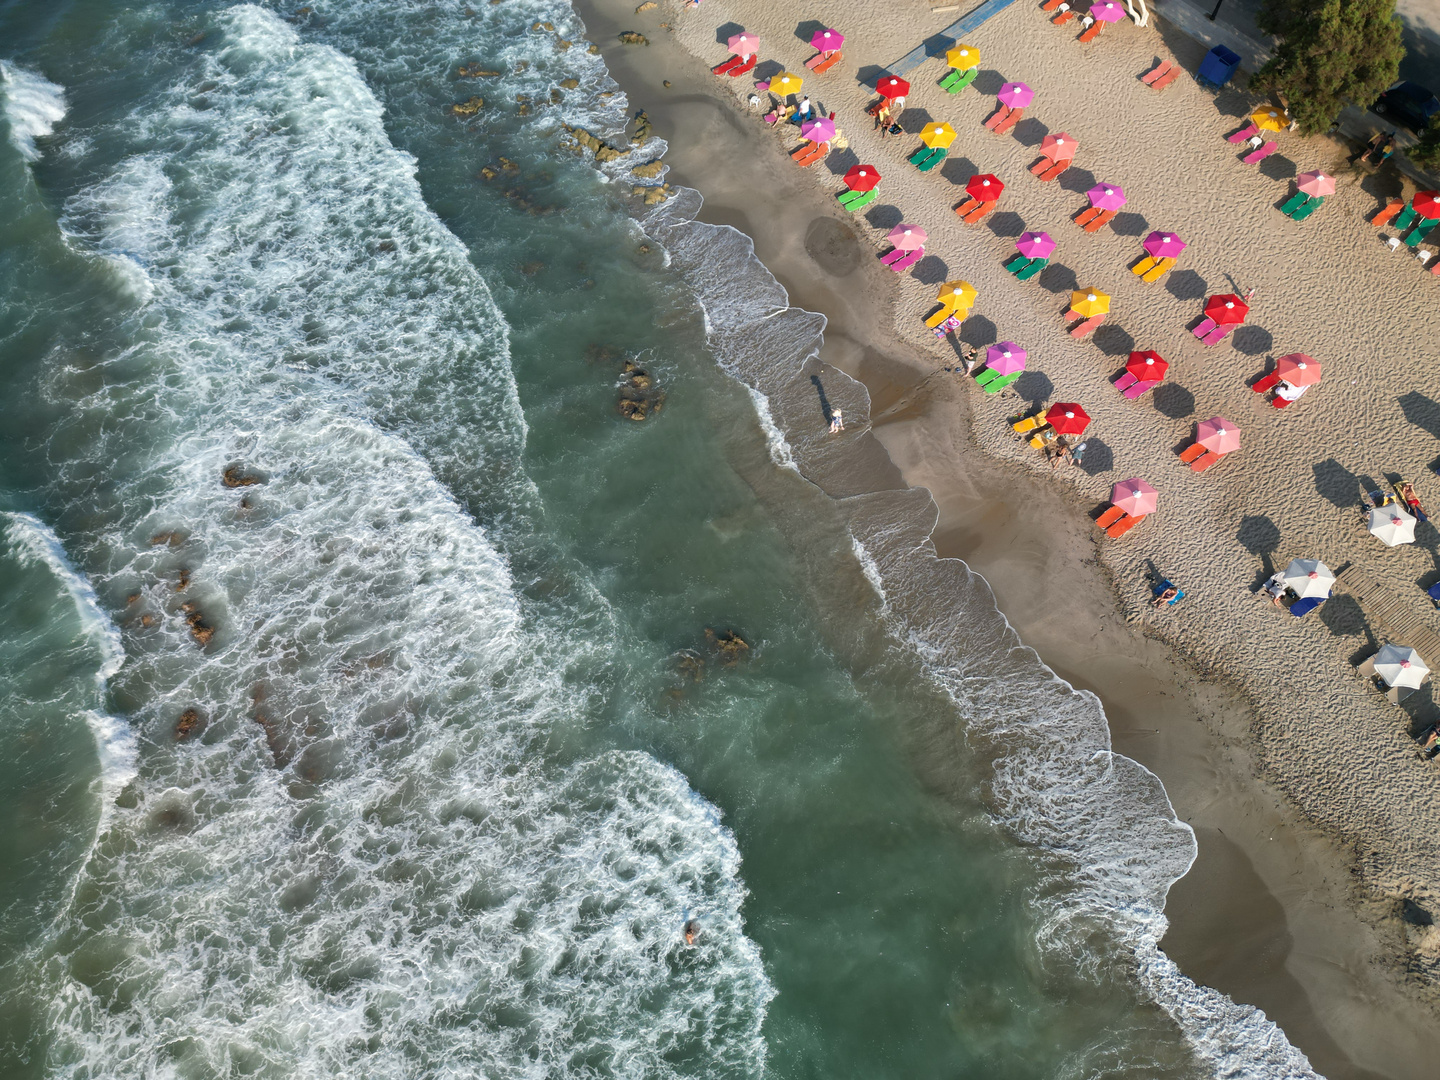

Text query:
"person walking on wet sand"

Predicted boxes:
[[829, 408, 844, 434]]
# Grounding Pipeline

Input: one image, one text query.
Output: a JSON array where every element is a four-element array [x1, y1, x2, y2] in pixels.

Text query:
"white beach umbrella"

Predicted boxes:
[[1368, 504, 1417, 546], [1281, 558, 1335, 599], [1373, 644, 1429, 689]]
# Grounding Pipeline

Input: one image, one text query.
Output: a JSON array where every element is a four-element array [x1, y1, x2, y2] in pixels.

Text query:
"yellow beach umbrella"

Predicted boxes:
[[770, 71, 804, 97], [1070, 288, 1110, 318], [938, 281, 977, 310], [920, 121, 957, 149], [946, 44, 980, 70], [1251, 105, 1288, 131]]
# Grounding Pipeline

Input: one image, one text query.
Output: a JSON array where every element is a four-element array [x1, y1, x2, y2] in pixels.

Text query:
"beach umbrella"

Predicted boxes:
[[876, 75, 910, 100], [843, 164, 881, 192], [1070, 289, 1110, 317], [1091, 0, 1129, 21], [1125, 350, 1167, 381], [1045, 403, 1090, 435], [966, 173, 1004, 200], [998, 81, 1033, 108], [937, 280, 977, 309], [1281, 558, 1334, 599], [801, 117, 836, 143], [1252, 105, 1287, 131], [1374, 644, 1429, 689], [1196, 416, 1240, 454], [810, 28, 844, 52], [770, 72, 804, 97], [888, 223, 927, 250], [1274, 353, 1321, 386], [1111, 478, 1158, 516], [1204, 293, 1249, 325], [1143, 231, 1186, 258], [1040, 132, 1077, 162], [946, 44, 980, 70], [920, 121, 958, 148], [1413, 190, 1440, 220], [985, 343, 1027, 375], [1368, 505, 1417, 546], [727, 31, 759, 56], [1086, 182, 1127, 211], [1296, 171, 1335, 197], [1016, 231, 1055, 259]]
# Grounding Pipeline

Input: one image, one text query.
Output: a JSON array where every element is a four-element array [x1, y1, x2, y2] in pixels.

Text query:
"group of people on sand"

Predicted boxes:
[[1361, 479, 1428, 522]]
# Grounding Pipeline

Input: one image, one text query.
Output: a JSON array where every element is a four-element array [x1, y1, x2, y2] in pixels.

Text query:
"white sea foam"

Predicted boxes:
[[0, 60, 66, 162], [745, 385, 797, 471], [849, 534, 886, 607]]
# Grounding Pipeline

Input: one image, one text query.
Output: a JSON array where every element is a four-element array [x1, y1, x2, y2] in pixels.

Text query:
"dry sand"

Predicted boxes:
[[576, 1, 1440, 1075]]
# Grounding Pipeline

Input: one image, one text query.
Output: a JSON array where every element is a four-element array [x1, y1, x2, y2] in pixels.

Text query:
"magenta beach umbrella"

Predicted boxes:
[[727, 32, 759, 56], [801, 117, 836, 142], [810, 28, 844, 51], [1016, 231, 1055, 258], [985, 343, 1027, 375], [1086, 182, 1127, 211], [1091, 0, 1128, 21], [1110, 478, 1158, 516], [1143, 231, 1186, 258], [997, 82, 1034, 108], [888, 223, 927, 250]]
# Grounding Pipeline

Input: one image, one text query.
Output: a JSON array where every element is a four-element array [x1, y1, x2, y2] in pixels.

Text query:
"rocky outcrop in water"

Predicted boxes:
[[449, 97, 485, 118], [631, 160, 663, 179], [180, 601, 215, 647], [618, 31, 648, 46], [458, 65, 501, 78], [175, 709, 202, 740], [617, 359, 665, 419], [630, 110, 654, 145], [705, 628, 750, 665], [222, 464, 265, 488], [563, 124, 630, 163]]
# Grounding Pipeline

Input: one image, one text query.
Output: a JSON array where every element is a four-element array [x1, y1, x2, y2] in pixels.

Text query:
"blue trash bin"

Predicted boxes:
[[1197, 45, 1241, 88]]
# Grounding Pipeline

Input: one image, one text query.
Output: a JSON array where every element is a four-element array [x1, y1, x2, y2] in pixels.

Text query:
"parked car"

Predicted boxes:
[[1374, 81, 1440, 135]]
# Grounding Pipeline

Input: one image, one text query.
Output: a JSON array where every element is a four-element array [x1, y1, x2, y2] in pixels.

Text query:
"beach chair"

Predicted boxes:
[[712, 55, 743, 76], [813, 52, 842, 74], [1012, 414, 1048, 434], [1078, 19, 1103, 43], [908, 146, 931, 166], [888, 248, 924, 272], [1280, 191, 1308, 216], [1053, 6, 1077, 24], [880, 247, 909, 266], [1107, 514, 1142, 538], [1371, 199, 1404, 227], [1131, 256, 1157, 278], [1070, 314, 1104, 337], [1096, 505, 1126, 529], [995, 108, 1024, 135], [1289, 195, 1322, 221], [1113, 371, 1139, 391], [1393, 205, 1418, 231], [1405, 219, 1438, 247], [1123, 379, 1159, 399], [841, 189, 878, 212], [1272, 394, 1292, 409], [1227, 122, 1259, 144], [1016, 258, 1047, 281], [1142, 257, 1175, 282], [1201, 323, 1233, 345], [1178, 442, 1205, 464], [1005, 253, 1030, 273], [1075, 205, 1103, 228], [984, 105, 1013, 131], [955, 197, 980, 218], [1243, 141, 1278, 164], [918, 147, 948, 172], [983, 371, 1021, 393], [1288, 596, 1323, 617], [940, 67, 978, 93], [1082, 209, 1117, 233], [1191, 316, 1216, 339], [1041, 0, 1067, 10], [931, 314, 964, 338], [962, 199, 997, 223], [975, 367, 1002, 387], [791, 141, 829, 167], [1141, 59, 1173, 85], [730, 56, 757, 77], [925, 306, 958, 328], [1251, 371, 1280, 394], [1032, 158, 1069, 181], [1191, 450, 1222, 472], [1030, 427, 1059, 449]]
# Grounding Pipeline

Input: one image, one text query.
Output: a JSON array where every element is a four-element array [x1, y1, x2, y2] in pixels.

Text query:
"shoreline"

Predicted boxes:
[[573, 1, 1440, 1077]]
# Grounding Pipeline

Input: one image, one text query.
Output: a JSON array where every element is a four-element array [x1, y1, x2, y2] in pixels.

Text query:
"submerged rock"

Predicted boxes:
[[706, 628, 750, 665], [174, 709, 202, 740], [221, 464, 264, 488], [618, 31, 648, 45], [449, 96, 485, 118], [479, 165, 499, 180], [631, 160, 663, 179], [149, 530, 187, 547], [563, 124, 631, 163], [180, 600, 215, 647], [560, 78, 579, 89], [457, 65, 501, 78]]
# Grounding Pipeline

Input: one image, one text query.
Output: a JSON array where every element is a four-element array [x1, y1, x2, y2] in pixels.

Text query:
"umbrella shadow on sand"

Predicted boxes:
[[825, 148, 859, 177], [1260, 154, 1297, 182], [939, 156, 978, 185], [1165, 269, 1209, 302], [793, 19, 829, 44], [1312, 458, 1361, 508], [1012, 118, 1048, 147], [1109, 211, 1150, 237], [1398, 391, 1440, 441], [1318, 594, 1372, 648], [911, 254, 950, 285], [1073, 437, 1113, 476], [897, 106, 933, 131], [958, 314, 998, 348], [1237, 514, 1281, 587], [863, 203, 905, 231], [1231, 325, 1273, 356], [986, 211, 1026, 239], [1058, 166, 1098, 195], [1037, 263, 1079, 294], [972, 69, 1006, 96], [1091, 323, 1135, 357], [714, 22, 745, 45], [1151, 383, 1195, 419], [1013, 370, 1053, 407]]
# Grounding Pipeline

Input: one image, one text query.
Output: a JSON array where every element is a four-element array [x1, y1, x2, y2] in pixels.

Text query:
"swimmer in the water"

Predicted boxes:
[[683, 919, 699, 946]]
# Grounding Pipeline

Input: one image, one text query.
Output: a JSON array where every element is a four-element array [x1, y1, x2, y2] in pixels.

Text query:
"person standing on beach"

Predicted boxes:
[[829, 409, 844, 434]]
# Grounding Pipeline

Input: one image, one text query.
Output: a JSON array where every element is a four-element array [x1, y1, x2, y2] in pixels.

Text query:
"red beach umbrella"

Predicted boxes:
[[1045, 403, 1090, 435], [1204, 293, 1249, 325], [1125, 350, 1168, 381], [966, 173, 1005, 200], [843, 164, 881, 192], [876, 75, 910, 100], [1413, 190, 1440, 219]]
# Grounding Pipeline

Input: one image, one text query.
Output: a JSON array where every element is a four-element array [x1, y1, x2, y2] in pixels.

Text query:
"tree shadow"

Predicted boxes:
[[1312, 457, 1360, 508], [1038, 262, 1079, 294], [911, 254, 950, 284], [973, 69, 1006, 96], [1259, 154, 1297, 182], [856, 65, 888, 89], [1359, 168, 1406, 207], [939, 156, 978, 184], [1013, 117, 1048, 147], [1013, 370, 1053, 406], [1092, 323, 1136, 357], [1165, 269, 1209, 301], [987, 211, 1027, 238], [1058, 166, 1098, 194], [1152, 383, 1195, 419], [1399, 391, 1440, 440], [1110, 211, 1150, 237], [1075, 437, 1113, 476], [959, 314, 998, 348], [864, 203, 904, 231], [1231, 325, 1273, 355]]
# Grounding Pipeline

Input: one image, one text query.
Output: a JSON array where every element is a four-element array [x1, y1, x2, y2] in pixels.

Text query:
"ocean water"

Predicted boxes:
[[0, 3, 1318, 1078]]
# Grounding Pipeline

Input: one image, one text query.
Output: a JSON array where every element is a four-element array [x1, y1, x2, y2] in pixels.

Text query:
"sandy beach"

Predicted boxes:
[[577, 0, 1440, 1075]]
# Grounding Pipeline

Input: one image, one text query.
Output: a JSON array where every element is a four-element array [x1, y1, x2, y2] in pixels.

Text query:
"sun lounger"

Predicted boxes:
[[1078, 20, 1104, 42], [984, 105, 1013, 131], [1271, 394, 1292, 409], [1201, 323, 1233, 345], [955, 197, 980, 218], [1394, 205, 1419, 231], [1141, 59, 1173, 85], [1191, 316, 1216, 339], [995, 108, 1024, 135], [1141, 257, 1175, 282], [1371, 198, 1404, 227], [962, 199, 997, 223], [982, 371, 1021, 393], [975, 367, 1002, 387], [1097, 505, 1126, 529], [731, 56, 757, 77], [1042, 0, 1067, 10], [940, 67, 978, 93], [888, 248, 923, 272], [1287, 596, 1322, 618], [917, 147, 948, 172], [1037, 159, 1069, 181], [1016, 257, 1047, 281], [1113, 371, 1138, 391], [1075, 205, 1102, 228], [1152, 63, 1182, 89], [1005, 253, 1030, 273], [1251, 371, 1280, 394], [1107, 514, 1142, 538], [1178, 442, 1206, 464], [1405, 219, 1438, 247], [1227, 122, 1259, 144], [837, 187, 867, 207], [908, 146, 930, 166], [1123, 379, 1159, 399], [1053, 6, 1076, 24], [880, 247, 909, 266], [1280, 191, 1309, 216], [813, 52, 842, 74], [791, 141, 829, 167], [1131, 256, 1158, 278], [713, 56, 743, 75], [1243, 140, 1278, 164], [925, 306, 958, 328], [1191, 450, 1222, 472], [1082, 208, 1117, 233], [1030, 428, 1059, 449], [1070, 314, 1105, 337], [1012, 414, 1049, 434], [841, 189, 878, 212]]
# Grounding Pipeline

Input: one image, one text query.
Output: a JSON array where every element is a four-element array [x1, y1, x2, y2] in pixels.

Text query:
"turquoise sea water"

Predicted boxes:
[[0, 3, 1319, 1077]]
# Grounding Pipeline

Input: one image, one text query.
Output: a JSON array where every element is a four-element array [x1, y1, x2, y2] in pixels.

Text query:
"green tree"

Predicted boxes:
[[1251, 0, 1405, 136], [1412, 126, 1440, 172]]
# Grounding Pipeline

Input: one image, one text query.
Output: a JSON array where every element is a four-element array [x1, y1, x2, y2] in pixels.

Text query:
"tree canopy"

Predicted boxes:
[[1252, 0, 1405, 135]]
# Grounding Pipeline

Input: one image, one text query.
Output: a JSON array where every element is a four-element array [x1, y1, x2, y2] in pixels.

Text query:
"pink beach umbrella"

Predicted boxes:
[[810, 28, 844, 52], [801, 117, 836, 143], [1110, 478, 1158, 516], [1087, 182, 1127, 211], [1040, 132, 1077, 162], [1090, 0, 1128, 21], [1016, 231, 1056, 258], [985, 343, 1027, 375], [1196, 416, 1240, 455], [1296, 171, 1336, 197], [727, 32, 759, 57], [1143, 231, 1186, 258], [888, 223, 927, 250], [1274, 353, 1321, 386], [998, 82, 1034, 108]]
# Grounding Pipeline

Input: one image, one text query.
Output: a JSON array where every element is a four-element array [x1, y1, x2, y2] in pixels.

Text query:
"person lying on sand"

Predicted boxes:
[[1395, 479, 1428, 522], [1419, 726, 1440, 759], [1152, 586, 1179, 608], [1263, 571, 1288, 607]]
